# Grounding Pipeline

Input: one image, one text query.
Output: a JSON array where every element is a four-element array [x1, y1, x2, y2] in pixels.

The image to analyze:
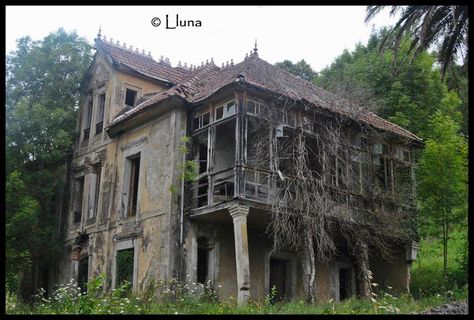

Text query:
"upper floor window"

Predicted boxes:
[[96, 93, 106, 134], [72, 176, 85, 224], [246, 99, 265, 115], [126, 154, 141, 217], [215, 100, 236, 121], [84, 95, 93, 140], [93, 166, 101, 218], [193, 111, 210, 130], [280, 111, 297, 127], [125, 89, 137, 107]]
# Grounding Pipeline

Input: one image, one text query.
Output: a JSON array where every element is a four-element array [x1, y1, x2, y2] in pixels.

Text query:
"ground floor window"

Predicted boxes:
[[116, 248, 134, 289], [78, 257, 89, 293]]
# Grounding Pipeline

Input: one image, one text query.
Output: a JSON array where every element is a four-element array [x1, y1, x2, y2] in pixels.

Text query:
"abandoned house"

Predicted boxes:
[[57, 33, 422, 304]]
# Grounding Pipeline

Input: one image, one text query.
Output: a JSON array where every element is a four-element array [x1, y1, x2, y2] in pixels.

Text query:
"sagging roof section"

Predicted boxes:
[[101, 39, 422, 143]]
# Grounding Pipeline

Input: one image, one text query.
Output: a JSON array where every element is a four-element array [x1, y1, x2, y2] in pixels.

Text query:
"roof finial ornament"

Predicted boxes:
[[206, 59, 209, 64], [221, 62, 224, 68], [253, 39, 258, 55], [230, 59, 234, 66], [245, 52, 248, 59], [211, 57, 214, 64], [97, 25, 102, 39]]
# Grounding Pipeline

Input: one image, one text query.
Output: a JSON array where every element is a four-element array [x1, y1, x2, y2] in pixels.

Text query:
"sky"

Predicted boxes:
[[6, 6, 398, 72]]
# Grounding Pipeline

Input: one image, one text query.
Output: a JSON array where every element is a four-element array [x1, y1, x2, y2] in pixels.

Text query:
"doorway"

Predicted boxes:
[[269, 258, 288, 302], [78, 257, 89, 293], [339, 267, 353, 300]]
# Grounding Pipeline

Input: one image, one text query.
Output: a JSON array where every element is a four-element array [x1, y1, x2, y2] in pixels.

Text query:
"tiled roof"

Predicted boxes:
[[95, 37, 190, 84], [107, 47, 422, 143]]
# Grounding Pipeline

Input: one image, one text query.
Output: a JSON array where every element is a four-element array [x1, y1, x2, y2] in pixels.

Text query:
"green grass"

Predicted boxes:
[[410, 229, 468, 298]]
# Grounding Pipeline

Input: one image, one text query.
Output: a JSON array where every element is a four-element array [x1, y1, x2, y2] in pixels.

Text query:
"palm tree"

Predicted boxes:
[[365, 5, 468, 80]]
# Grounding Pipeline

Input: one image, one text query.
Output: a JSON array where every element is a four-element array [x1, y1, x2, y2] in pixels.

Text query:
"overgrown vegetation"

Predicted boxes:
[[6, 272, 467, 314]]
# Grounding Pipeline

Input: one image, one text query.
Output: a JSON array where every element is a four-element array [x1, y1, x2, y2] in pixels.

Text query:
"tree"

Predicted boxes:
[[365, 5, 469, 80], [275, 59, 318, 82], [417, 111, 467, 275], [6, 28, 92, 298]]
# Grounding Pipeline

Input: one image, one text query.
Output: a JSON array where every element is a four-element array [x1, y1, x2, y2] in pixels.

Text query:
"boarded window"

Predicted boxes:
[[116, 248, 134, 289]]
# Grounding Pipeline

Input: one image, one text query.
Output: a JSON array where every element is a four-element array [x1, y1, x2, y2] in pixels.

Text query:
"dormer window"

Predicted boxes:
[[125, 89, 137, 107]]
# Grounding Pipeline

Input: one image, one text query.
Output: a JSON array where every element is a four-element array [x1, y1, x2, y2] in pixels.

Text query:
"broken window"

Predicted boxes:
[[116, 248, 134, 289], [93, 166, 101, 217], [214, 100, 235, 121], [193, 111, 210, 131], [73, 176, 84, 224], [373, 143, 390, 195], [306, 136, 322, 179], [279, 110, 297, 127], [213, 120, 236, 172], [126, 154, 140, 217], [95, 93, 105, 134], [84, 95, 93, 140], [78, 257, 89, 293], [191, 131, 209, 208], [197, 237, 212, 284], [246, 99, 265, 116], [245, 169, 269, 201], [246, 118, 270, 169], [125, 89, 137, 107], [193, 132, 208, 175]]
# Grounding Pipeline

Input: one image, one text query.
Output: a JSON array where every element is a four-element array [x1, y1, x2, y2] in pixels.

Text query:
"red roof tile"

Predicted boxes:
[[107, 48, 422, 143], [95, 37, 190, 84]]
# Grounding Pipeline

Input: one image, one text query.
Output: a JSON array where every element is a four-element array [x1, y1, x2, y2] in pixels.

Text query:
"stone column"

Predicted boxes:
[[229, 205, 251, 305]]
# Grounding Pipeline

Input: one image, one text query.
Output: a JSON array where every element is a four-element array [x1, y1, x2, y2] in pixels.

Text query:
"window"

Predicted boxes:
[[127, 155, 140, 217], [84, 95, 93, 140], [93, 166, 101, 217], [215, 100, 235, 121], [125, 89, 137, 107], [280, 111, 296, 127], [96, 93, 106, 134], [246, 99, 265, 115], [116, 248, 134, 289], [192, 111, 210, 130], [73, 177, 84, 224]]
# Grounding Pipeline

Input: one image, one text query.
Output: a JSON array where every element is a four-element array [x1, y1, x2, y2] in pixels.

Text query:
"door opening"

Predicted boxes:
[[269, 258, 288, 302]]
